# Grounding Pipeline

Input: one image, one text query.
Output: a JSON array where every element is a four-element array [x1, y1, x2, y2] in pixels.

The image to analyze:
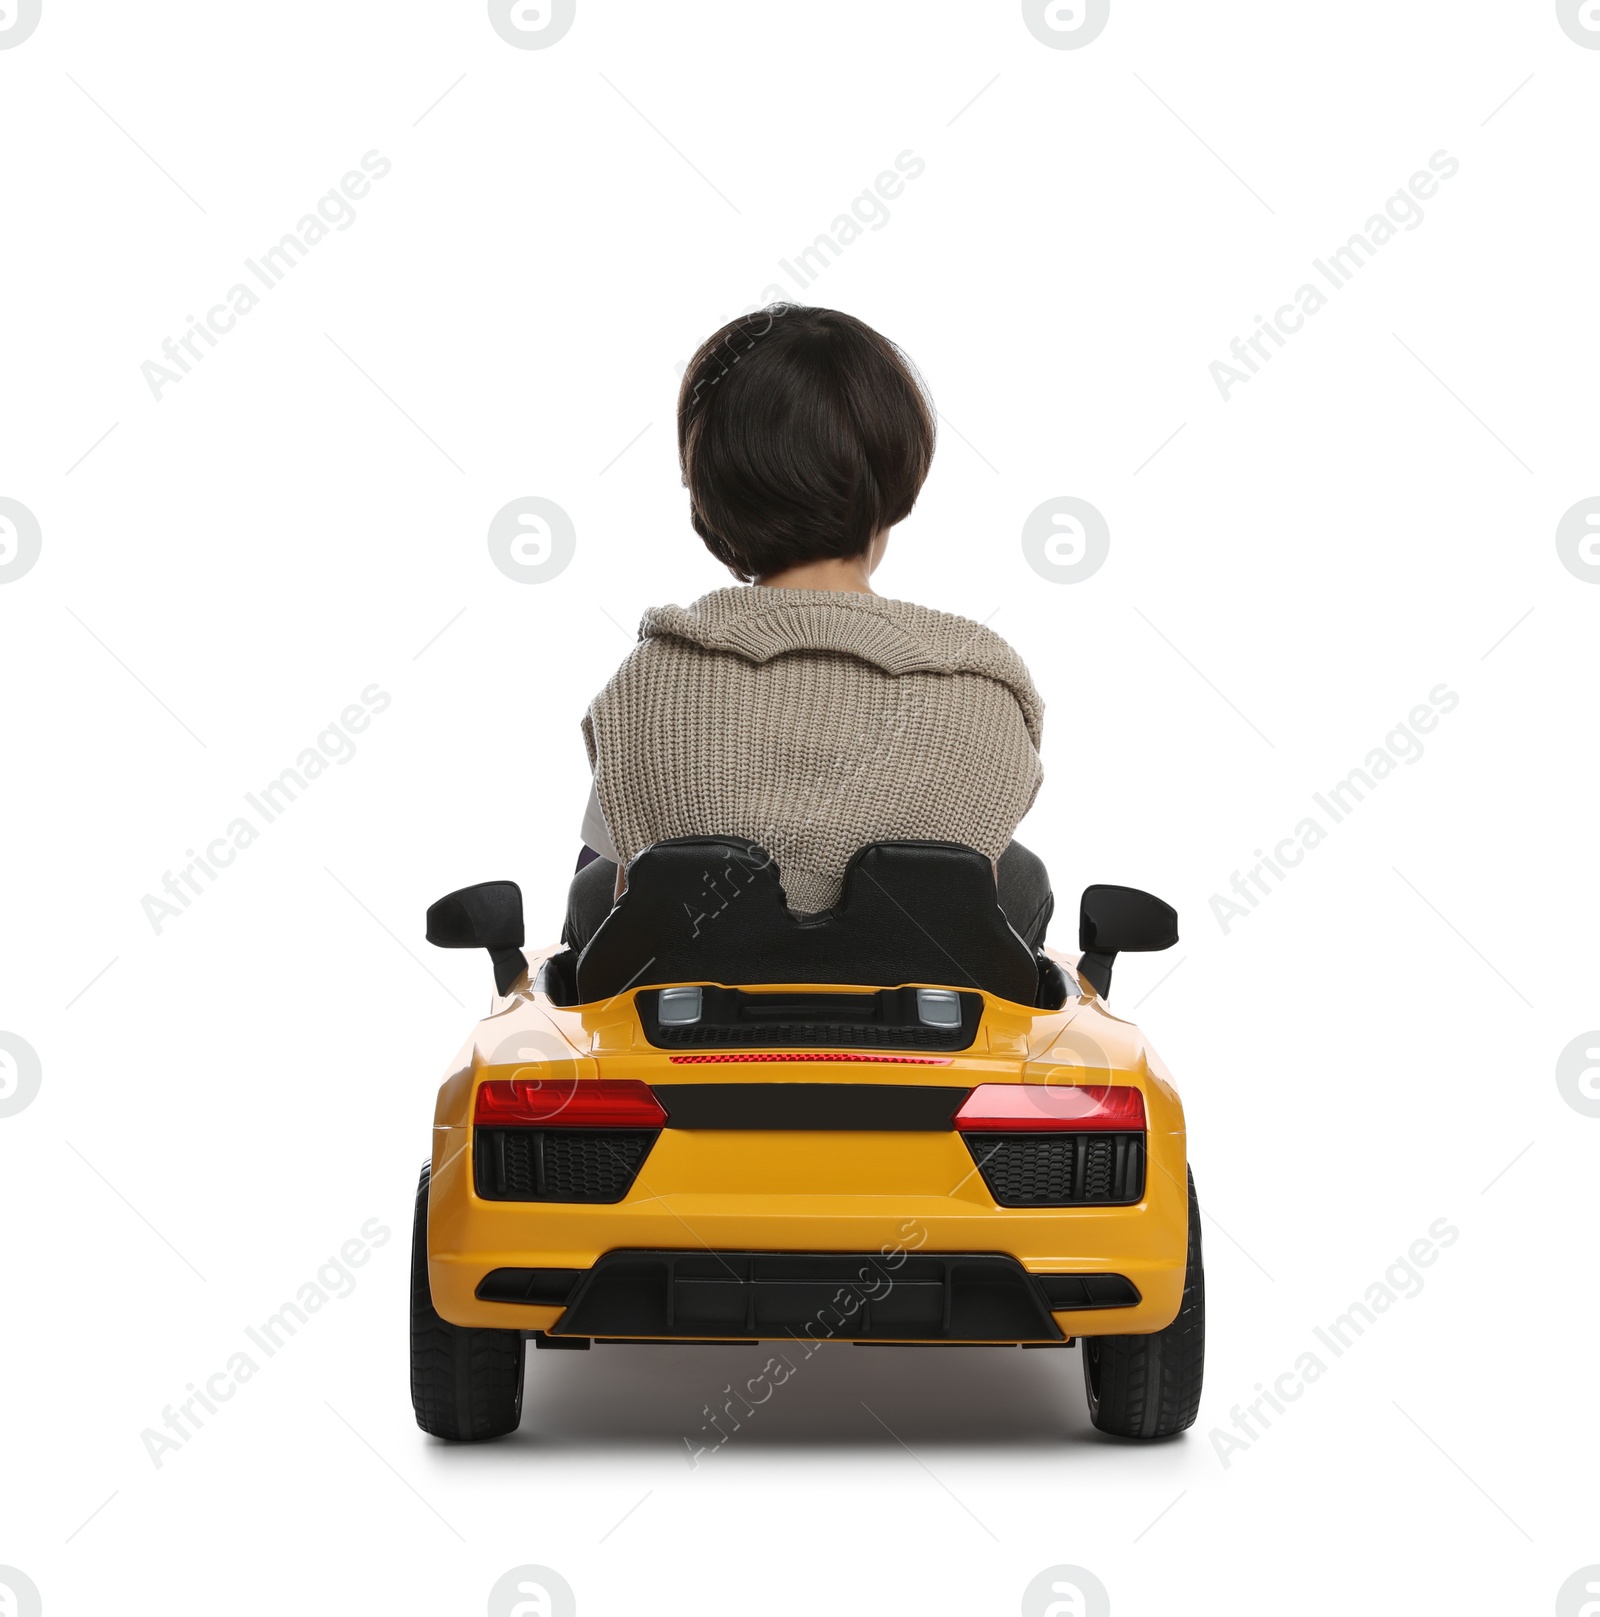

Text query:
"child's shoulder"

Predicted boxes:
[[636, 586, 1022, 667], [612, 587, 1041, 740]]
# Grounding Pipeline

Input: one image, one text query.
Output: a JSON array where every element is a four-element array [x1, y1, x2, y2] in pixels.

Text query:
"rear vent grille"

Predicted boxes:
[[653, 1022, 963, 1049], [475, 1128, 658, 1203], [967, 1132, 1144, 1206], [639, 986, 981, 1051]]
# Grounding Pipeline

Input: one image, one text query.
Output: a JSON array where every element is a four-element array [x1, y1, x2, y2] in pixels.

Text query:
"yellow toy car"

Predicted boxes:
[[412, 838, 1202, 1441]]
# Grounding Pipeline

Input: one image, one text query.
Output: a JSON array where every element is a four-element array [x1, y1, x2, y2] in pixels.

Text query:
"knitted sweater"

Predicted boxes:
[[582, 587, 1044, 914]]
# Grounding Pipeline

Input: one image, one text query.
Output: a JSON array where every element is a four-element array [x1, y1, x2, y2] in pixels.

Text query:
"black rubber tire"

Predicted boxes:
[[410, 1160, 525, 1441], [1082, 1165, 1205, 1439]]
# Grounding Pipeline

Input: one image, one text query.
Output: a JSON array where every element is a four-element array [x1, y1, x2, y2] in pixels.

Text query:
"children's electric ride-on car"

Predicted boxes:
[[412, 838, 1203, 1441]]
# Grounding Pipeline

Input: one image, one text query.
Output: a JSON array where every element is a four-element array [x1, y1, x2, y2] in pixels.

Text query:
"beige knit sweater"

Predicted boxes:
[[582, 587, 1044, 914]]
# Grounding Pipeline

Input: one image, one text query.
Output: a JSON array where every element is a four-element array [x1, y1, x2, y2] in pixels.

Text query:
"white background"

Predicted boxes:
[[2, 2, 1596, 1613]]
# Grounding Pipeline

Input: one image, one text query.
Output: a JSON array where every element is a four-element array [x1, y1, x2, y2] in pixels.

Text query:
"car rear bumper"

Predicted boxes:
[[428, 1121, 1189, 1339]]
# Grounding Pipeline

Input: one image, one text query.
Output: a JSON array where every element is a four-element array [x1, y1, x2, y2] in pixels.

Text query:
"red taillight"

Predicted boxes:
[[953, 1083, 1145, 1133], [474, 1078, 666, 1128]]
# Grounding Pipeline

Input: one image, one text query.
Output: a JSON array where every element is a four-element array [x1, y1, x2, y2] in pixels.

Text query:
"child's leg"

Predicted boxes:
[[562, 850, 619, 953], [997, 841, 1054, 949]]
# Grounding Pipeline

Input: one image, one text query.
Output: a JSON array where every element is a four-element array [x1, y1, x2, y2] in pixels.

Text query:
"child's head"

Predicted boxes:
[[677, 305, 935, 582]]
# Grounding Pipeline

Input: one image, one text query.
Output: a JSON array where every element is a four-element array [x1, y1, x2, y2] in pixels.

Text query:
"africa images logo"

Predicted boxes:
[[488, 0, 576, 49], [1556, 497, 1600, 583], [0, 1566, 42, 1617], [1556, 1032, 1600, 1118], [1021, 1565, 1111, 1617], [0, 497, 42, 584], [1022, 0, 1110, 49], [1556, 0, 1600, 47], [0, 1033, 43, 1119], [0, 0, 42, 48], [1022, 497, 1110, 583], [487, 1566, 577, 1617], [488, 497, 576, 583]]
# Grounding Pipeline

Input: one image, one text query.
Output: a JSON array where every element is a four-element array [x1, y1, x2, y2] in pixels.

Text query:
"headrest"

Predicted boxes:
[[574, 838, 1047, 1006]]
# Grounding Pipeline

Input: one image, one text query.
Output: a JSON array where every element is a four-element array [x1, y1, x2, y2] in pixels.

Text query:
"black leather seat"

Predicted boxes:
[[570, 837, 1061, 1007]]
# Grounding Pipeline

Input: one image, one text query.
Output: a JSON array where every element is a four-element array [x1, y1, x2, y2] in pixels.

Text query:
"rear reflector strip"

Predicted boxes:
[[474, 1077, 667, 1128], [954, 1083, 1146, 1132], [654, 1083, 967, 1131], [667, 1053, 952, 1066]]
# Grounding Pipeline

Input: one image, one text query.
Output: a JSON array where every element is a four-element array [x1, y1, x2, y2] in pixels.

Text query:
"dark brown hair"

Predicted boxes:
[[677, 305, 935, 581]]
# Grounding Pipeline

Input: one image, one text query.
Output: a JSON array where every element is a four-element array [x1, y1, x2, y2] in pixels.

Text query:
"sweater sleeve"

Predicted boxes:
[[579, 776, 621, 864]]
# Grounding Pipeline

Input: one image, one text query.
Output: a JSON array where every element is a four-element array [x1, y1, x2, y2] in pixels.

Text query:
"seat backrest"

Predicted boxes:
[[574, 837, 1047, 1006]]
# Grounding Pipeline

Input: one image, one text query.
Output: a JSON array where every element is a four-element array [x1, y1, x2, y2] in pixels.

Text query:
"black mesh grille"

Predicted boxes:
[[475, 1128, 657, 1203], [494, 1130, 538, 1198], [1084, 1138, 1114, 1200], [967, 1132, 1144, 1206]]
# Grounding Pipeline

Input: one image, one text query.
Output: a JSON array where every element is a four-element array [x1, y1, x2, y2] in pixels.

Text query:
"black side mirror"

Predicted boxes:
[[427, 881, 526, 995], [1078, 885, 1178, 1000]]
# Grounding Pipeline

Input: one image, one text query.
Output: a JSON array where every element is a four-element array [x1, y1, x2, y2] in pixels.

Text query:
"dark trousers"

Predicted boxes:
[[563, 841, 1054, 956]]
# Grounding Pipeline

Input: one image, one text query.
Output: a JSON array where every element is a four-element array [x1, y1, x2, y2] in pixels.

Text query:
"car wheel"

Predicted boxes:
[[410, 1159, 525, 1441], [1081, 1164, 1205, 1439]]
